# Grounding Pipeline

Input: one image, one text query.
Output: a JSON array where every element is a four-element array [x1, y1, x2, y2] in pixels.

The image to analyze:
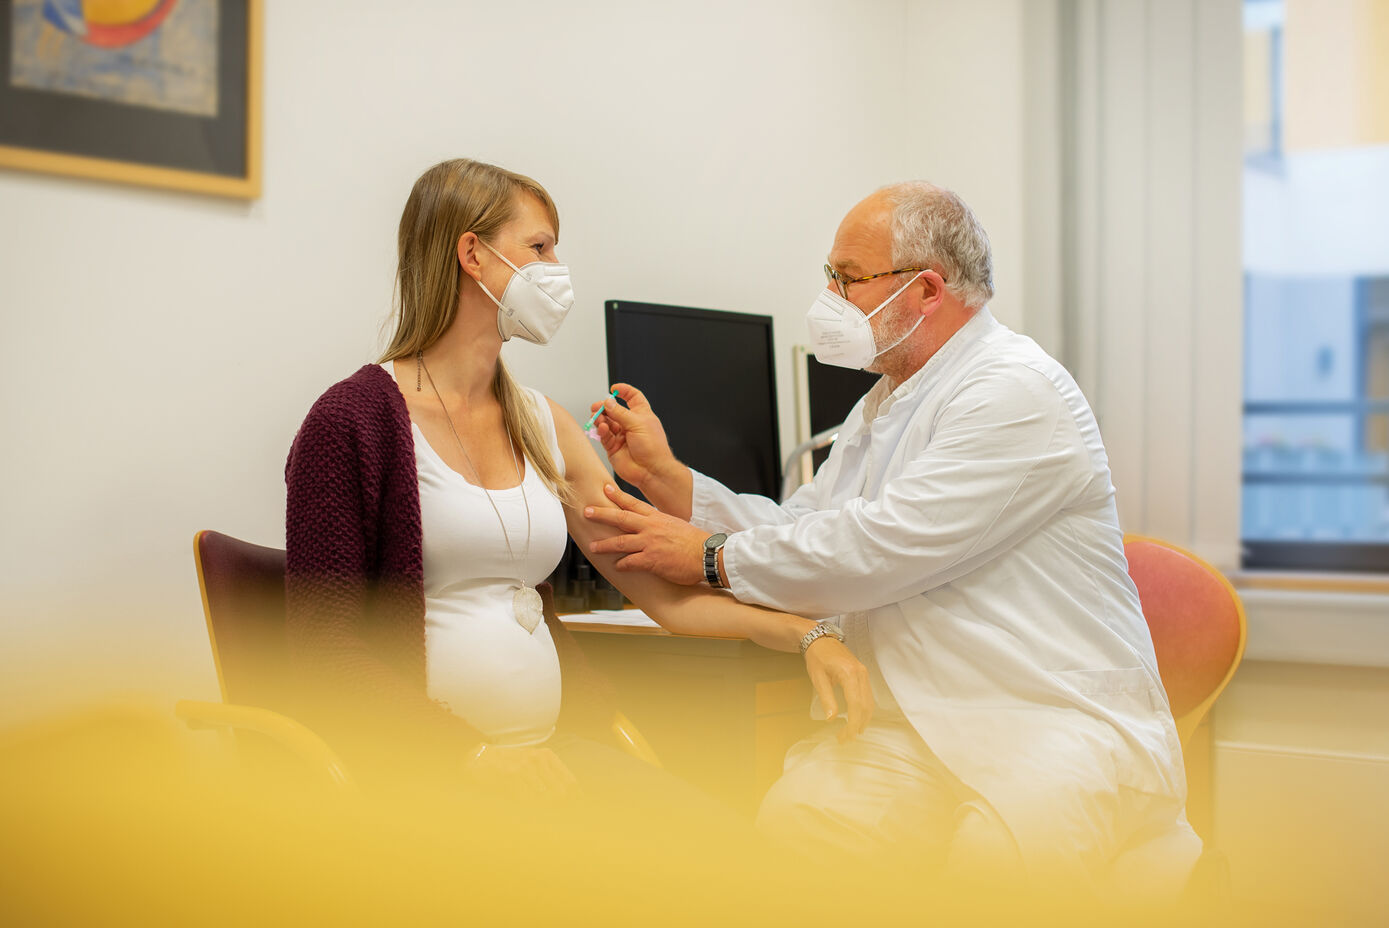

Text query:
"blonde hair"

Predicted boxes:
[[379, 159, 573, 505]]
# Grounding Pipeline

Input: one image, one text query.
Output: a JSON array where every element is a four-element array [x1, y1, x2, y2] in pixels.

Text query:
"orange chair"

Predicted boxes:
[[1123, 535, 1247, 750], [1112, 534, 1248, 898], [179, 531, 659, 787]]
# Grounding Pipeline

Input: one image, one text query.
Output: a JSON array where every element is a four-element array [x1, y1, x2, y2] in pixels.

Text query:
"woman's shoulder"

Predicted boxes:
[[303, 364, 400, 425], [520, 384, 555, 415], [292, 364, 409, 457], [517, 387, 583, 463], [523, 388, 580, 434]]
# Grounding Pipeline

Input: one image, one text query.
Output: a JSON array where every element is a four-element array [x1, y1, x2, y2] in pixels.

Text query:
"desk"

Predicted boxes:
[[562, 617, 818, 816]]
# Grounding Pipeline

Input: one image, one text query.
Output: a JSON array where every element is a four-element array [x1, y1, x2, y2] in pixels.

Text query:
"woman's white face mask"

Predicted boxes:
[[805, 271, 925, 370], [477, 240, 574, 344]]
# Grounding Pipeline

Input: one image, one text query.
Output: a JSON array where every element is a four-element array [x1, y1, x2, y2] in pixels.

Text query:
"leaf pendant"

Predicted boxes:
[[513, 585, 543, 634]]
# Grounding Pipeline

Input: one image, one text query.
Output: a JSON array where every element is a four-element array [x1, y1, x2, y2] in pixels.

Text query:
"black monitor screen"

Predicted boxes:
[[605, 300, 781, 498], [805, 353, 879, 472]]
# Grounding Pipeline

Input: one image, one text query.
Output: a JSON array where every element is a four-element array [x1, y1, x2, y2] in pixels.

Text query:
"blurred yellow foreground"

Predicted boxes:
[[0, 696, 1339, 927]]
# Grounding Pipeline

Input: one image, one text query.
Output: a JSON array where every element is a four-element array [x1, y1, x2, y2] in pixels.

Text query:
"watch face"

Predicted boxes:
[[704, 532, 728, 550]]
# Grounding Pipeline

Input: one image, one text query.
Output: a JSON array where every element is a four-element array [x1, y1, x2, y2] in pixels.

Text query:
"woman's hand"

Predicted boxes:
[[804, 637, 874, 743], [590, 384, 680, 492], [464, 744, 579, 800]]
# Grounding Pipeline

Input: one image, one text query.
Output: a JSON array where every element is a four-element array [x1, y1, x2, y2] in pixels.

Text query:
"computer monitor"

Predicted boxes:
[[791, 345, 880, 479], [605, 300, 781, 498]]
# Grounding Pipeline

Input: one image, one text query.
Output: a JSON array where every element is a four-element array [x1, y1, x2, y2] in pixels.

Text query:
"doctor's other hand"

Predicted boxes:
[[464, 744, 580, 801], [585, 483, 707, 585], [805, 637, 874, 743], [590, 383, 678, 490]]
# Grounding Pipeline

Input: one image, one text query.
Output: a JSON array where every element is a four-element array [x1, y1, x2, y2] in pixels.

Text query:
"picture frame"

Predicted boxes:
[[0, 0, 261, 199]]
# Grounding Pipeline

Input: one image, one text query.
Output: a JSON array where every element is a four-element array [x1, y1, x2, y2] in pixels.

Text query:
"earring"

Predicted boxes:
[[416, 350, 422, 392]]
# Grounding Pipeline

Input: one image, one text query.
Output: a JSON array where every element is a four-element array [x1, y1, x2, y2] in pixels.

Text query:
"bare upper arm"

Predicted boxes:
[[545, 396, 620, 538]]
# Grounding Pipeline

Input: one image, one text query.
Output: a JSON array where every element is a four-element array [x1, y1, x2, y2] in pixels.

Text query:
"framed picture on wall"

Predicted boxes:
[[0, 0, 261, 199]]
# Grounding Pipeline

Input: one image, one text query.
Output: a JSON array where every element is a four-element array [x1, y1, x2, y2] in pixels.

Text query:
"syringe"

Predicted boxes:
[[583, 388, 621, 438]]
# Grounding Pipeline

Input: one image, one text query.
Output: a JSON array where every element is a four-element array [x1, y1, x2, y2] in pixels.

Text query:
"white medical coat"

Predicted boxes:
[[693, 308, 1190, 865]]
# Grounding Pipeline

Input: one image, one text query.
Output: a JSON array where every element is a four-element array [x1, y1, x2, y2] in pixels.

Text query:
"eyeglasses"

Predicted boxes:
[[823, 264, 934, 300]]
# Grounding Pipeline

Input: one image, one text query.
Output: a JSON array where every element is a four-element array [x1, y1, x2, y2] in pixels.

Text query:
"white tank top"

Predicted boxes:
[[381, 364, 568, 745]]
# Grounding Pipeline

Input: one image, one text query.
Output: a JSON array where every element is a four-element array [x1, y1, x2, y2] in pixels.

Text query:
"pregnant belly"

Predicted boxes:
[[423, 588, 563, 745]]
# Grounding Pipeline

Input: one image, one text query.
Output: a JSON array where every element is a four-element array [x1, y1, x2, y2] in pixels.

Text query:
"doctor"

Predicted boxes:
[[583, 181, 1199, 881]]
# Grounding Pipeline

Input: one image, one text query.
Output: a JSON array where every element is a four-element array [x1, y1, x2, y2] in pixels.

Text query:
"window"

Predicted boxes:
[[1241, 0, 1389, 572]]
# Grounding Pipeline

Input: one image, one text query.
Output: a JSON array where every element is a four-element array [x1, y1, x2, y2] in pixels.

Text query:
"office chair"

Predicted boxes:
[[179, 531, 660, 790], [180, 530, 356, 790]]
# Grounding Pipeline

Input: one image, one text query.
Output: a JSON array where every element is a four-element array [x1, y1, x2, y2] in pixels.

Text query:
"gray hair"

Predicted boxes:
[[880, 181, 994, 309]]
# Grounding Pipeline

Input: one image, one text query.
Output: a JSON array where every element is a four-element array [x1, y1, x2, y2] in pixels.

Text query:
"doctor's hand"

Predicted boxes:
[[804, 637, 874, 743], [590, 384, 679, 491], [584, 483, 707, 586]]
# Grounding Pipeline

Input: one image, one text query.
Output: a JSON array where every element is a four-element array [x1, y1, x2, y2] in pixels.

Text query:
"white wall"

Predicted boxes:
[[1064, 0, 1245, 570], [0, 0, 1040, 719], [899, 0, 1030, 334]]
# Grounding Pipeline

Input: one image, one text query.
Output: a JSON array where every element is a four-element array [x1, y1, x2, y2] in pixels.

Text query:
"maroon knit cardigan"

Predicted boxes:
[[285, 364, 613, 772]]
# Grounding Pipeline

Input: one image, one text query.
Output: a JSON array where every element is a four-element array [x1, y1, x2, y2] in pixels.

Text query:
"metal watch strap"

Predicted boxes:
[[703, 533, 727, 588], [799, 621, 845, 654], [704, 545, 723, 587]]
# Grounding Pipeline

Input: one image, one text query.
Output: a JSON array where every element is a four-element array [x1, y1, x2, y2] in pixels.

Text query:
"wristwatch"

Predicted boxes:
[[703, 532, 728, 588], [799, 621, 846, 654]]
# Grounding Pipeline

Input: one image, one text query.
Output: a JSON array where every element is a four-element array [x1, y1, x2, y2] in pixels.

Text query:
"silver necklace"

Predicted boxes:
[[418, 352, 544, 635]]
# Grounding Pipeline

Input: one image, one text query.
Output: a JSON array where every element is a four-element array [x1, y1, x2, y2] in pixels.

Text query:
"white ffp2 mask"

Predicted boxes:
[[805, 271, 925, 369], [477, 240, 574, 344]]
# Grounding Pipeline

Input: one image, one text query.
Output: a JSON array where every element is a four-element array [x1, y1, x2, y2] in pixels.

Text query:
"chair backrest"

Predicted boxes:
[[193, 530, 292, 711], [1123, 535, 1247, 746]]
